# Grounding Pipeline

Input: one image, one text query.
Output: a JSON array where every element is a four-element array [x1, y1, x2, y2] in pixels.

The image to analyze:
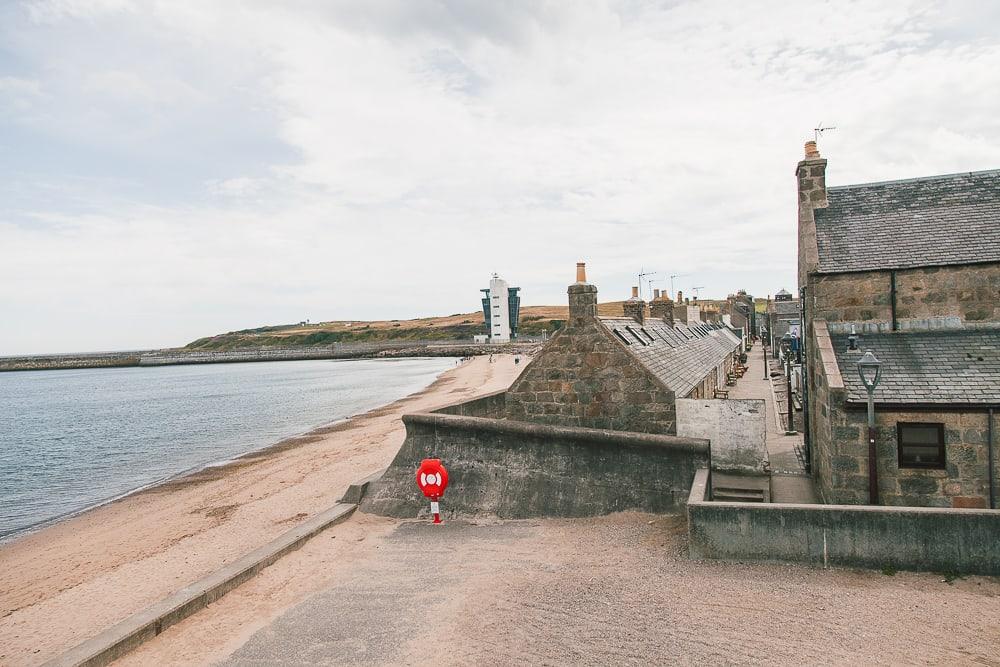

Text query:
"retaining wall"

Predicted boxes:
[[1, 342, 539, 372], [432, 390, 508, 418], [687, 469, 1000, 575], [361, 412, 710, 519]]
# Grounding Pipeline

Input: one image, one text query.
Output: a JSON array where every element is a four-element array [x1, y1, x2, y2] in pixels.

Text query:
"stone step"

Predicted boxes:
[[712, 487, 767, 502]]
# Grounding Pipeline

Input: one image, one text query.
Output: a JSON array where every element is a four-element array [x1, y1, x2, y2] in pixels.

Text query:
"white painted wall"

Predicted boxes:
[[676, 398, 768, 475]]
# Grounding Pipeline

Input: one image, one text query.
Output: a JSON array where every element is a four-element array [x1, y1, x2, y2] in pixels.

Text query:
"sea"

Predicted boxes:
[[0, 357, 456, 540]]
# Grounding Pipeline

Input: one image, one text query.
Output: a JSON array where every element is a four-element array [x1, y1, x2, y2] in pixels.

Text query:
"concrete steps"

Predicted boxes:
[[710, 472, 771, 503]]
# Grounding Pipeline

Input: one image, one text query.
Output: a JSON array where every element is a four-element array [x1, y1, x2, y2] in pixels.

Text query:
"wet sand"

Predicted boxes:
[[0, 355, 524, 666]]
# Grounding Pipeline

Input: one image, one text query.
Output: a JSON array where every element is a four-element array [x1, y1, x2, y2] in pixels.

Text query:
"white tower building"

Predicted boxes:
[[488, 274, 511, 342]]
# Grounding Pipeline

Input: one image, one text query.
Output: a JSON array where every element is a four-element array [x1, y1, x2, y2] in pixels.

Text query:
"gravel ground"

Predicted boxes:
[[124, 512, 1000, 666]]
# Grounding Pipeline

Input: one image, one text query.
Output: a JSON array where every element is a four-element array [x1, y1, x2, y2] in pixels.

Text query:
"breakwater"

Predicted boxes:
[[0, 340, 541, 372]]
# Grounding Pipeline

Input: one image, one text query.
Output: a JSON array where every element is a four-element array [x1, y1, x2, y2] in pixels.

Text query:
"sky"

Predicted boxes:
[[2, 0, 999, 354]]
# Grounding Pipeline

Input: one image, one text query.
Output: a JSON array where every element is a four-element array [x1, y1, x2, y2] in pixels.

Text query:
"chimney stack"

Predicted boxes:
[[797, 139, 829, 289], [649, 293, 674, 327], [622, 286, 646, 324], [567, 262, 598, 324]]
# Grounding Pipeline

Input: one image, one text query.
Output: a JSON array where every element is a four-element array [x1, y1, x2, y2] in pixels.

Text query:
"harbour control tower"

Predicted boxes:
[[480, 274, 520, 342]]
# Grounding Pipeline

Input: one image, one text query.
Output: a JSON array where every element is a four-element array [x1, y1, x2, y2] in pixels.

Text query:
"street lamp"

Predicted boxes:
[[762, 329, 769, 380], [858, 350, 883, 505], [781, 333, 796, 434]]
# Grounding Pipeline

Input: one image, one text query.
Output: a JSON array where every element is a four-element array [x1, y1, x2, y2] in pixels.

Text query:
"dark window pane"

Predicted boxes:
[[897, 423, 945, 469], [900, 424, 940, 444]]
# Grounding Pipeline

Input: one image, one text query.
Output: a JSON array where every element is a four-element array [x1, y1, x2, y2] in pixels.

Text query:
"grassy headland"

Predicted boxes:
[[185, 302, 627, 351]]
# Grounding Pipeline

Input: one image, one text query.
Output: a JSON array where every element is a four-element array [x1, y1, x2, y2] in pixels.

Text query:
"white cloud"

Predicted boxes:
[[2, 0, 1000, 353]]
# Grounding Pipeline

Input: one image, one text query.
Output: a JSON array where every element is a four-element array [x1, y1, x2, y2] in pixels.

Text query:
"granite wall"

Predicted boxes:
[[810, 263, 1000, 332], [361, 411, 710, 519], [504, 320, 678, 435]]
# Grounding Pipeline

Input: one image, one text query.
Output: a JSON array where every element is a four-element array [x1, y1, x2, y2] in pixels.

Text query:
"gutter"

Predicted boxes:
[[889, 270, 898, 331]]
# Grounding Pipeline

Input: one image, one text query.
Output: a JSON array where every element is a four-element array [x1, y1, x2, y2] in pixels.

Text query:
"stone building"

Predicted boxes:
[[766, 289, 800, 350], [505, 265, 742, 435], [480, 273, 521, 342], [797, 141, 1000, 508]]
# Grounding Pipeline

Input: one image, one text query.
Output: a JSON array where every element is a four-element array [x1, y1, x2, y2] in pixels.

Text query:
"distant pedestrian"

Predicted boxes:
[[514, 356, 520, 365]]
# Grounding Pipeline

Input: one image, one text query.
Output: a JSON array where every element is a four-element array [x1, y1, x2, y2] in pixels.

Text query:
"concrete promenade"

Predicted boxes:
[[120, 514, 1000, 666], [728, 346, 817, 503]]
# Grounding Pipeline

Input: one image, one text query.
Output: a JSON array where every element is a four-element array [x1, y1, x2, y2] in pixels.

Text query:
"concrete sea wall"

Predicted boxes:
[[361, 411, 710, 519], [687, 469, 1000, 575], [0, 341, 539, 372]]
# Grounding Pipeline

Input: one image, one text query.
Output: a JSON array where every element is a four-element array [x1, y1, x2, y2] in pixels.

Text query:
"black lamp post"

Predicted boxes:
[[858, 350, 883, 504], [762, 330, 769, 380], [781, 333, 796, 434]]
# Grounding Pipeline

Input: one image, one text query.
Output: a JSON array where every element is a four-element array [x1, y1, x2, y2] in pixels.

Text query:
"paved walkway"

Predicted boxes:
[[729, 345, 817, 503], [120, 514, 1000, 666]]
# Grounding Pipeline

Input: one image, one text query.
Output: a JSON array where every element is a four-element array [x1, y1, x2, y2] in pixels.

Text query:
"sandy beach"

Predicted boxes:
[[0, 354, 524, 666]]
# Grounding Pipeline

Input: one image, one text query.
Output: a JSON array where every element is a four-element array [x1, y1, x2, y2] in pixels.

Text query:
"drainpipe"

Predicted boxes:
[[800, 285, 811, 472], [889, 271, 898, 332], [989, 407, 996, 510]]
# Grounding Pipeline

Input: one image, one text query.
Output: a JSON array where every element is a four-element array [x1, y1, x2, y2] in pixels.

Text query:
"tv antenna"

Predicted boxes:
[[691, 286, 706, 299], [814, 122, 837, 142], [638, 268, 658, 301]]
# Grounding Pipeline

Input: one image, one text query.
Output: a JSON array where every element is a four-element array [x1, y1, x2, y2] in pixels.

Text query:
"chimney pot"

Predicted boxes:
[[575, 262, 587, 283], [676, 290, 683, 303], [804, 140, 820, 159], [631, 285, 639, 299], [653, 288, 660, 299]]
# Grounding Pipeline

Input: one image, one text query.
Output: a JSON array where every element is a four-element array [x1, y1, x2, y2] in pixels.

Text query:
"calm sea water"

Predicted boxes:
[[0, 357, 456, 539]]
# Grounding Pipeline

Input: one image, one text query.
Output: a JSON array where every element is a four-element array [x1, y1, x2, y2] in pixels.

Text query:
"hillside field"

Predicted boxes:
[[185, 302, 629, 351]]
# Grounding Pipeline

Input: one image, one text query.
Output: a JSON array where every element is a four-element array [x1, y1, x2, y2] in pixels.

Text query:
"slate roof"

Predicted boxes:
[[600, 318, 742, 397], [830, 329, 1000, 405], [814, 169, 1000, 273]]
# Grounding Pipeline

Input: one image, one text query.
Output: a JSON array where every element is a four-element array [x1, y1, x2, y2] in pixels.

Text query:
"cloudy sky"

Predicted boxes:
[[2, 0, 999, 354]]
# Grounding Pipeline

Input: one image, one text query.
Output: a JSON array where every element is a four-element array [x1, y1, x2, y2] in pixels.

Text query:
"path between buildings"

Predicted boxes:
[[118, 513, 1000, 666], [729, 346, 817, 503]]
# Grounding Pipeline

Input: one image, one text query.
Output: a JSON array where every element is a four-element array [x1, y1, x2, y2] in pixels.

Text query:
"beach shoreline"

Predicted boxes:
[[0, 354, 525, 666], [0, 356, 457, 544]]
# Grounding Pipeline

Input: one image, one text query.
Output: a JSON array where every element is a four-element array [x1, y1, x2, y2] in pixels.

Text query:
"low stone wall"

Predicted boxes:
[[687, 469, 1000, 575], [361, 413, 710, 519], [432, 391, 508, 418]]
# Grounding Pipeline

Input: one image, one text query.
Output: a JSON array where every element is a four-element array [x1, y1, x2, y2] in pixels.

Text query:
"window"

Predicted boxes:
[[897, 423, 946, 469], [612, 329, 632, 345]]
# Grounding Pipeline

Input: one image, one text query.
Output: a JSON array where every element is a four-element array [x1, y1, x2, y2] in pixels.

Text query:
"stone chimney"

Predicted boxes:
[[568, 262, 598, 325], [797, 140, 829, 289], [649, 294, 674, 327], [622, 286, 645, 324]]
